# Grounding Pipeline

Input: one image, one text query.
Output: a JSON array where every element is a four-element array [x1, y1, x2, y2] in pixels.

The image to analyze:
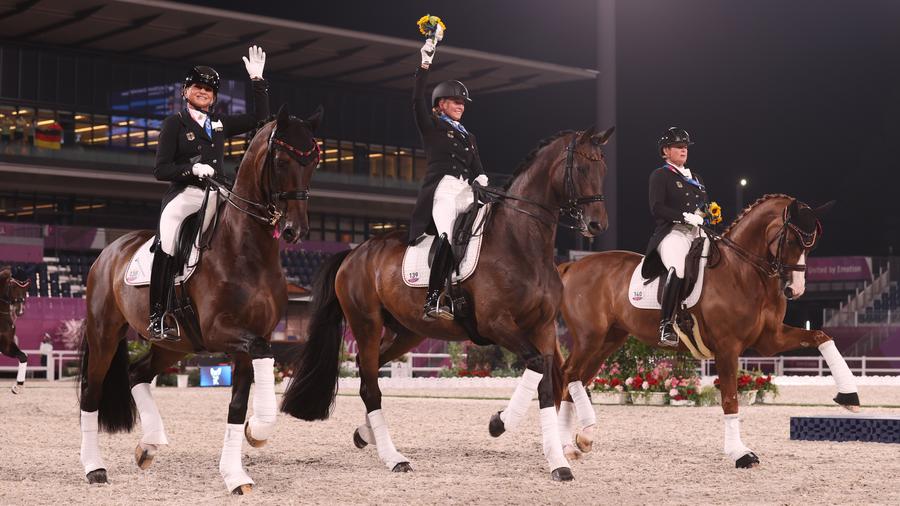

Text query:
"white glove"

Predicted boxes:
[[473, 174, 489, 186], [682, 212, 704, 227], [242, 45, 266, 80], [420, 38, 436, 67], [434, 24, 444, 43], [192, 163, 215, 178]]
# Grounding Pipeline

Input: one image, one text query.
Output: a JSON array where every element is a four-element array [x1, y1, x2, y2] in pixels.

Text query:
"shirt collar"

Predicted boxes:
[[186, 106, 209, 126]]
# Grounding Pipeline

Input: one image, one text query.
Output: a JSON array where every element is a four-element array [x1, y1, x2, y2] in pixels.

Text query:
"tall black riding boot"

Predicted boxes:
[[423, 233, 454, 321], [658, 267, 684, 347], [147, 249, 178, 341]]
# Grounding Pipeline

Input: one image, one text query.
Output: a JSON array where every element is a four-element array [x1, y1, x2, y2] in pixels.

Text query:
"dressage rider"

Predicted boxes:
[[410, 25, 489, 321], [149, 46, 270, 341], [644, 127, 710, 347]]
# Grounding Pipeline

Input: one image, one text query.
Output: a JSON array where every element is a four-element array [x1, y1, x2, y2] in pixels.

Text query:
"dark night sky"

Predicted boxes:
[[182, 0, 900, 256]]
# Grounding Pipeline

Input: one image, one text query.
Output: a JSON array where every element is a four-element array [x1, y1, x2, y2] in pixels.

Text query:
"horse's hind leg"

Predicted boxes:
[[1, 339, 28, 394], [567, 328, 629, 455], [128, 344, 185, 470]]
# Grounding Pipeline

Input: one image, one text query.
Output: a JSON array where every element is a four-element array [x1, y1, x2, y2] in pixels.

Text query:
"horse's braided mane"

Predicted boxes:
[[503, 130, 576, 190], [722, 193, 792, 236]]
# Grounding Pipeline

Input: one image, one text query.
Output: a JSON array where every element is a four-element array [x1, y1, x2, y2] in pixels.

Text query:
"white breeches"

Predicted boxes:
[[658, 224, 704, 277], [159, 186, 218, 255], [432, 175, 474, 238]]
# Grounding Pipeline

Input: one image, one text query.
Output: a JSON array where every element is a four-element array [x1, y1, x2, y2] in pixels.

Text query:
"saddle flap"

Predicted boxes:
[[628, 237, 710, 310], [124, 237, 201, 287]]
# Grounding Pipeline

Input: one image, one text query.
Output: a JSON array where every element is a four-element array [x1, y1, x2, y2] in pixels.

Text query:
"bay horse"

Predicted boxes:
[[281, 127, 614, 482], [556, 195, 859, 468], [77, 105, 322, 494], [1, 266, 30, 394]]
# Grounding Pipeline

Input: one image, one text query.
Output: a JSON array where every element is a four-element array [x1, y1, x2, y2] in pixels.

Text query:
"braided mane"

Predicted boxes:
[[721, 193, 792, 236]]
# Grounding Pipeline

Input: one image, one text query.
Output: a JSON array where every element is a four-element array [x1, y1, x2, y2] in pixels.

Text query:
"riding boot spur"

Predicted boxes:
[[658, 267, 684, 347], [423, 233, 454, 321], [148, 248, 179, 341]]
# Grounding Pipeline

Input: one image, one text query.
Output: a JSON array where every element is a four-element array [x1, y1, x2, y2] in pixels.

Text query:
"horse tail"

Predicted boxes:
[[281, 248, 352, 421], [77, 322, 136, 433]]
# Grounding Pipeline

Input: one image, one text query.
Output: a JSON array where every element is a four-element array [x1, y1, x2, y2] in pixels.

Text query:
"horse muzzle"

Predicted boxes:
[[783, 286, 795, 300], [588, 220, 608, 236]]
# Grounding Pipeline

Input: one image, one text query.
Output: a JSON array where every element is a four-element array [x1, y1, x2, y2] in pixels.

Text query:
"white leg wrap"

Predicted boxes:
[[499, 369, 542, 431], [357, 416, 375, 445], [557, 401, 575, 446], [16, 361, 26, 383], [219, 423, 254, 492], [249, 358, 277, 442], [540, 407, 570, 471], [131, 383, 169, 446], [568, 381, 597, 428], [723, 414, 753, 461], [80, 410, 106, 475], [818, 340, 858, 394], [367, 409, 409, 470]]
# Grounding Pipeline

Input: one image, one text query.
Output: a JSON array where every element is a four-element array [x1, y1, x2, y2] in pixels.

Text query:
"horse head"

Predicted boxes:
[[520, 126, 613, 238], [234, 103, 323, 244], [0, 266, 29, 317]]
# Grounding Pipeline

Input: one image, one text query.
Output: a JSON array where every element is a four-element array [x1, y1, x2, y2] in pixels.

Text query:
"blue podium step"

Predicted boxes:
[[790, 414, 900, 444]]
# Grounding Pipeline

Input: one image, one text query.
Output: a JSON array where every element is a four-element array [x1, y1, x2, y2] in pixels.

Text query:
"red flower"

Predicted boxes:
[[610, 377, 621, 387]]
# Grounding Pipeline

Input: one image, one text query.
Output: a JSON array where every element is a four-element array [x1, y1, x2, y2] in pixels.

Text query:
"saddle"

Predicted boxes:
[[628, 236, 710, 310]]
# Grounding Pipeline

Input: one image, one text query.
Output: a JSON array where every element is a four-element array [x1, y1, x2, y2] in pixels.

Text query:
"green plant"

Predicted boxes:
[[698, 385, 719, 406], [127, 339, 151, 363]]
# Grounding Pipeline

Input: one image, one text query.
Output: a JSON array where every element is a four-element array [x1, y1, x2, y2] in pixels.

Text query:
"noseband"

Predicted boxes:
[[207, 121, 319, 228]]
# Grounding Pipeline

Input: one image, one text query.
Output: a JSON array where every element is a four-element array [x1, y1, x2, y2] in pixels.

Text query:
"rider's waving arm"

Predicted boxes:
[[223, 46, 270, 137]]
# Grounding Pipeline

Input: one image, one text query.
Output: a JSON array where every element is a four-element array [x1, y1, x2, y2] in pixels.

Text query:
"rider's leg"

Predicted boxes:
[[656, 228, 692, 346], [424, 175, 471, 319]]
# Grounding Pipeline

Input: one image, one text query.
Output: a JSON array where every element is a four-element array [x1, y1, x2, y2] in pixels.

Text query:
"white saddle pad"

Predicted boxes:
[[402, 204, 490, 288], [124, 237, 200, 286], [628, 238, 710, 309]]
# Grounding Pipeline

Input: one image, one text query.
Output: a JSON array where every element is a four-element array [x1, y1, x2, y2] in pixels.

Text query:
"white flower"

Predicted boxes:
[[625, 378, 633, 386], [664, 378, 672, 388], [615, 385, 624, 392], [642, 381, 649, 390], [669, 388, 679, 397]]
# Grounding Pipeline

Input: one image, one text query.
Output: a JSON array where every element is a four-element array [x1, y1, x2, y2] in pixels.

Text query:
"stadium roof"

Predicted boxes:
[[0, 0, 599, 94]]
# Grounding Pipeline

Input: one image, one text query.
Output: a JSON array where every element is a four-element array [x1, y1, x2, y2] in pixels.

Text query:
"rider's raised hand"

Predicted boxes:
[[421, 38, 436, 68], [192, 163, 216, 179], [682, 212, 704, 227], [243, 45, 266, 80], [434, 24, 444, 43]]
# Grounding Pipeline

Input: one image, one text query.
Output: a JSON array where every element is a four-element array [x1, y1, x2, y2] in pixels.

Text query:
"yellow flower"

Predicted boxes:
[[708, 202, 723, 224], [417, 14, 446, 36]]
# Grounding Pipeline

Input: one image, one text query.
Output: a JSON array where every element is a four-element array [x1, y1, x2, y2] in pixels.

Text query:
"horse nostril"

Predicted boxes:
[[783, 286, 794, 299], [589, 221, 606, 234]]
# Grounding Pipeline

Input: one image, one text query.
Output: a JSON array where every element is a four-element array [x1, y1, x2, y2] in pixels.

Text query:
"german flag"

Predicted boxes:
[[35, 121, 62, 150]]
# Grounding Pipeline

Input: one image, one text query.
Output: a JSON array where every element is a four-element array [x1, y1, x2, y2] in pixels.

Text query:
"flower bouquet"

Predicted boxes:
[[416, 14, 446, 41]]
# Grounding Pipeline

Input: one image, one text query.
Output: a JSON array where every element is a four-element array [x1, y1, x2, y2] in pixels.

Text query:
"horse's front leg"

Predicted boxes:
[[755, 325, 860, 412], [3, 342, 28, 394], [245, 336, 277, 447], [220, 353, 255, 495], [716, 348, 759, 468]]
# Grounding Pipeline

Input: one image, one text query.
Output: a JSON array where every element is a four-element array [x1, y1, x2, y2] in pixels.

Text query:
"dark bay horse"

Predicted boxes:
[[556, 195, 859, 468], [1, 267, 30, 394], [281, 127, 614, 481], [77, 105, 321, 494]]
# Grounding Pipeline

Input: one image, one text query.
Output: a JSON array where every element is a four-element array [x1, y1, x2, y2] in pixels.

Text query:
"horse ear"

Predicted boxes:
[[306, 105, 324, 132], [592, 126, 615, 146], [579, 126, 597, 142], [276, 104, 291, 130], [813, 200, 836, 216]]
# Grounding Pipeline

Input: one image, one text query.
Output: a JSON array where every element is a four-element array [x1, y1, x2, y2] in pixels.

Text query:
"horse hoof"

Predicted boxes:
[[353, 428, 369, 449], [244, 421, 267, 448], [843, 405, 861, 413], [86, 469, 108, 484], [231, 484, 253, 495], [833, 392, 860, 411], [563, 444, 583, 462], [392, 462, 413, 473], [735, 452, 760, 469], [551, 467, 574, 482], [574, 431, 593, 453], [10, 384, 21, 395], [134, 444, 154, 470], [488, 411, 505, 437]]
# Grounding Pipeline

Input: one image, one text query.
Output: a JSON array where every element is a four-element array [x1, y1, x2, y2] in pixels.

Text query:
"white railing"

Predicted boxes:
[[0, 349, 81, 381]]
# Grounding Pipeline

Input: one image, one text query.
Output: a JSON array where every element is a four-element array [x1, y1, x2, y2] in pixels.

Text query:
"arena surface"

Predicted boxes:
[[1, 381, 898, 505]]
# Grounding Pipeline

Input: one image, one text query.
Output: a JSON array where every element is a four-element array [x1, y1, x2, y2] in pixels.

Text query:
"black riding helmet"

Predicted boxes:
[[432, 80, 472, 108], [658, 127, 693, 155], [183, 66, 220, 95]]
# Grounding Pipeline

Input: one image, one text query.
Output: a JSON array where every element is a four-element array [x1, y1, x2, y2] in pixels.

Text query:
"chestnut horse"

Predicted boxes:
[[77, 105, 321, 493], [556, 195, 859, 468], [281, 127, 614, 481], [1, 267, 30, 394]]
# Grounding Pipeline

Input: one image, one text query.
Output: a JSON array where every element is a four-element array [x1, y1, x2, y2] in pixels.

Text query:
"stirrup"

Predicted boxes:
[[148, 312, 180, 342], [425, 291, 454, 321], [658, 321, 679, 348]]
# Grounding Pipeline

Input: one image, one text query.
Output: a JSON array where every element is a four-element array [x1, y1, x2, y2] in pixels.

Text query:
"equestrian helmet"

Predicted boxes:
[[432, 80, 472, 107], [183, 66, 220, 94], [658, 127, 693, 155]]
